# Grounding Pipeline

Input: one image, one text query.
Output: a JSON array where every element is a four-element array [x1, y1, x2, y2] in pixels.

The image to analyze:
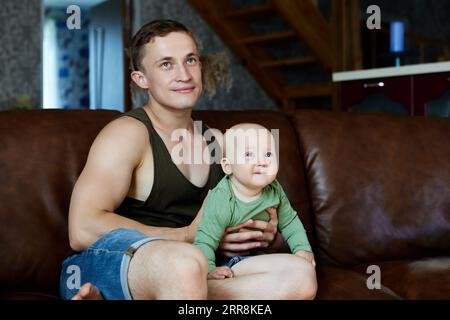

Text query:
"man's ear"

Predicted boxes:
[[131, 70, 149, 89], [220, 157, 232, 175]]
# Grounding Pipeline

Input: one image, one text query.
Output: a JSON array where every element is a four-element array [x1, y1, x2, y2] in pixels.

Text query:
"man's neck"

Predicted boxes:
[[144, 102, 193, 133]]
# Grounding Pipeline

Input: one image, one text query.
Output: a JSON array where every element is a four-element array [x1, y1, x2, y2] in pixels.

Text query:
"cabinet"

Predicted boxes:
[[333, 62, 450, 117], [414, 71, 450, 117]]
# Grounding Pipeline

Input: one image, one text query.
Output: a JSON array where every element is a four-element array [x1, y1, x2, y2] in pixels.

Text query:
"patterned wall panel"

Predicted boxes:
[[0, 0, 41, 110]]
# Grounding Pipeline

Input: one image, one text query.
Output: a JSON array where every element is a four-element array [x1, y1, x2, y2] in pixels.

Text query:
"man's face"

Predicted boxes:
[[139, 32, 202, 110]]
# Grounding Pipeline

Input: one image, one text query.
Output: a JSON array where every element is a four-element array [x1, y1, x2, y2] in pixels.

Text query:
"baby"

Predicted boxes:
[[194, 123, 314, 280]]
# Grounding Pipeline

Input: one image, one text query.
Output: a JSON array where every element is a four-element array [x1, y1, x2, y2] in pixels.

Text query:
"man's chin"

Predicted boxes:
[[168, 95, 200, 110], [171, 103, 196, 110], [161, 99, 196, 110]]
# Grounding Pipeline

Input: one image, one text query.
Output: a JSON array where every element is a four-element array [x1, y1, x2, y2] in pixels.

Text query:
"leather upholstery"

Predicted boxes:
[[0, 109, 121, 297], [0, 108, 448, 299], [290, 111, 450, 269]]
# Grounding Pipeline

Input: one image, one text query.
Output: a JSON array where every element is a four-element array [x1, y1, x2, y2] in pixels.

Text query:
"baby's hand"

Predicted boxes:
[[207, 266, 234, 280], [295, 250, 316, 267]]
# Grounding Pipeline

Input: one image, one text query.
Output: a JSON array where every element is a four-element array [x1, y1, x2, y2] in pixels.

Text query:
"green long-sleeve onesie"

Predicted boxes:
[[194, 175, 312, 272]]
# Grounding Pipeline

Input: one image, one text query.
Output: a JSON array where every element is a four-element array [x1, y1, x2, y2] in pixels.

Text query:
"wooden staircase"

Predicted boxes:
[[189, 0, 362, 112]]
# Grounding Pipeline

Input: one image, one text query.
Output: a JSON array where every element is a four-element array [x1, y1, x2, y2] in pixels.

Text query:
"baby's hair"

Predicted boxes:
[[222, 123, 271, 159]]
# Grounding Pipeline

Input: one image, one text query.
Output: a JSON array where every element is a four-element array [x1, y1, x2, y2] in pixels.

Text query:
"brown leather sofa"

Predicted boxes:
[[0, 108, 449, 300]]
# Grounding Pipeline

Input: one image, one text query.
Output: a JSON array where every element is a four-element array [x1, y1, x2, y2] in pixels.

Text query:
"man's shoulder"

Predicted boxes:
[[98, 115, 149, 146], [87, 115, 150, 166]]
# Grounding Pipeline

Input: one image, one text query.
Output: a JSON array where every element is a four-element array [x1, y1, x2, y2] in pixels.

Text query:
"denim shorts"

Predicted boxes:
[[218, 255, 250, 268], [59, 228, 164, 300]]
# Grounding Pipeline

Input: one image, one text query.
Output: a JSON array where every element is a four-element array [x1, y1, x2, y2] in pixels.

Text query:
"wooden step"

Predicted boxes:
[[284, 83, 334, 98], [240, 31, 296, 44], [273, 0, 333, 70], [223, 3, 273, 20], [260, 56, 317, 68]]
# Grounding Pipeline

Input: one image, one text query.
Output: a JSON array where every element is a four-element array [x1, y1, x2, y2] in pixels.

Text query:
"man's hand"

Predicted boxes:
[[207, 266, 234, 280], [217, 207, 282, 258], [295, 250, 316, 267]]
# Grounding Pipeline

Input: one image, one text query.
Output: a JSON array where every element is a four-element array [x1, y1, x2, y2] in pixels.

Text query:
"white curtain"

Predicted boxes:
[[43, 18, 59, 109]]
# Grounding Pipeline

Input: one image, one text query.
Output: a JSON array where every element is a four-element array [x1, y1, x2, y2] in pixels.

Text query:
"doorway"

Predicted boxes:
[[42, 0, 133, 111]]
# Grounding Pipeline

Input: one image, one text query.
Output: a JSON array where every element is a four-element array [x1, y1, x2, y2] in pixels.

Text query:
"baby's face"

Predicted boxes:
[[224, 127, 278, 190]]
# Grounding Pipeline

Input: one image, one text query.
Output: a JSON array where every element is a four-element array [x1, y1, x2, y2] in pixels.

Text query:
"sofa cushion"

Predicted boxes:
[[316, 266, 401, 299], [352, 257, 450, 299], [0, 291, 60, 300], [291, 111, 450, 267], [0, 109, 120, 296]]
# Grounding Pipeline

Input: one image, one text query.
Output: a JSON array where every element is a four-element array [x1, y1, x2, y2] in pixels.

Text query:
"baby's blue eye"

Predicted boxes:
[[265, 152, 272, 158], [245, 151, 253, 157]]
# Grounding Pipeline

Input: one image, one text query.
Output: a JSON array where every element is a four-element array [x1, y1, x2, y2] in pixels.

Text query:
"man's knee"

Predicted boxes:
[[169, 243, 208, 280], [161, 242, 208, 299], [136, 240, 208, 279], [282, 257, 317, 300], [128, 241, 208, 299]]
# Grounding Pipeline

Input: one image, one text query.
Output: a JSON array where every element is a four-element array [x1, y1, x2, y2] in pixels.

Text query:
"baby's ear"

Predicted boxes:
[[220, 157, 232, 175]]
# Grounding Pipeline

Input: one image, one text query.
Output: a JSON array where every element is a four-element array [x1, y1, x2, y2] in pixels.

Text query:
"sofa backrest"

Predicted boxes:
[[0, 109, 313, 296], [291, 110, 450, 268], [0, 109, 120, 295]]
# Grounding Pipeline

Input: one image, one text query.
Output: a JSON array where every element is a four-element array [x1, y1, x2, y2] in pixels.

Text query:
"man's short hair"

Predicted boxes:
[[129, 19, 198, 72]]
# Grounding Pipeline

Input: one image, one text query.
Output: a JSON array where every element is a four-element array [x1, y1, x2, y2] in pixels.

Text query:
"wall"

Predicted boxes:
[[360, 0, 450, 43], [136, 0, 277, 110], [360, 0, 450, 65], [0, 0, 42, 111], [1, 0, 447, 112]]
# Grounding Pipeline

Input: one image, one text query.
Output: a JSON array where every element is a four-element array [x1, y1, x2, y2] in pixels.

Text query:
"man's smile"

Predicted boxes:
[[172, 86, 195, 93]]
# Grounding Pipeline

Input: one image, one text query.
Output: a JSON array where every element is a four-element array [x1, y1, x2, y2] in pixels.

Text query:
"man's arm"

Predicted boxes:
[[68, 117, 191, 252]]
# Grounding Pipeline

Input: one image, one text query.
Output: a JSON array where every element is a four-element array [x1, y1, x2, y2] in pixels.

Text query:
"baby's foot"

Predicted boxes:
[[72, 282, 103, 300]]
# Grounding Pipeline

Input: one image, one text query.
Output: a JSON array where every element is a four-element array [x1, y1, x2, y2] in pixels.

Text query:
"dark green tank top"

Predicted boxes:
[[116, 108, 224, 228]]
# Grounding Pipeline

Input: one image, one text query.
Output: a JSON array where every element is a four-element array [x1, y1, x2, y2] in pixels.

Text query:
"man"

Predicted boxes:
[[61, 20, 317, 300]]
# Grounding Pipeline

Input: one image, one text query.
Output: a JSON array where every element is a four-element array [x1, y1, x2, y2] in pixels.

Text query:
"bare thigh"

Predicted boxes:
[[207, 254, 317, 300], [127, 240, 208, 300], [230, 253, 310, 275]]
